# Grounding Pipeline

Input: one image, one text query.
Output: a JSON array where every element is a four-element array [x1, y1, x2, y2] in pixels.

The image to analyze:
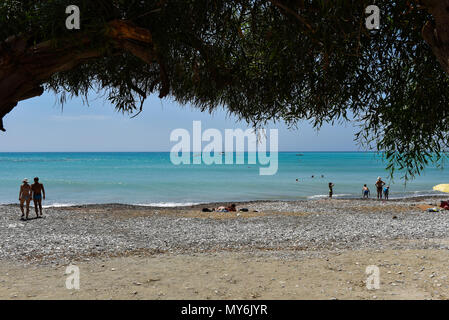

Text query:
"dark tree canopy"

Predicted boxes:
[[0, 1, 448, 179]]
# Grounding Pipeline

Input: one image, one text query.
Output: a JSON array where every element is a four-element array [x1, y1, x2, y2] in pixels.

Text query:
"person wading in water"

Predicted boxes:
[[375, 177, 386, 200], [329, 182, 334, 198]]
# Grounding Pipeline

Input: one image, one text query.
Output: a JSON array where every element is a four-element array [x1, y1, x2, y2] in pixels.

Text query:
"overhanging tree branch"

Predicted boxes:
[[0, 19, 159, 131], [267, 0, 314, 32]]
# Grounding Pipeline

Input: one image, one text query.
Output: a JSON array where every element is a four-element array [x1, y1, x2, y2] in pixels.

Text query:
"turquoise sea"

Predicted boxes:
[[0, 152, 447, 206]]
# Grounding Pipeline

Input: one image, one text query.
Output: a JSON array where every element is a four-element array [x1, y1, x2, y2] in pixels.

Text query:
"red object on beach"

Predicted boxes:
[[440, 201, 448, 208]]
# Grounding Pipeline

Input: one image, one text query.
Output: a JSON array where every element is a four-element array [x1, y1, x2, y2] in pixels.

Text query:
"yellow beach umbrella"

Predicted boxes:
[[433, 184, 449, 193]]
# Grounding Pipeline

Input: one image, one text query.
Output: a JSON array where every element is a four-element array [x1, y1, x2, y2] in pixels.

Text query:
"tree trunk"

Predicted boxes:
[[422, 0, 449, 74], [0, 20, 156, 131], [0, 37, 104, 131]]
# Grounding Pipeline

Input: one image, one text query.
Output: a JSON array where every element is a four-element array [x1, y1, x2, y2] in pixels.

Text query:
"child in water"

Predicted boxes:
[[362, 184, 370, 199], [329, 182, 334, 198], [383, 186, 390, 200]]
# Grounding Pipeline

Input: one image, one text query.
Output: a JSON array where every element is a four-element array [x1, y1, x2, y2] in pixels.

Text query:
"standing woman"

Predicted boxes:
[[329, 182, 334, 198], [375, 177, 386, 200], [19, 178, 32, 220]]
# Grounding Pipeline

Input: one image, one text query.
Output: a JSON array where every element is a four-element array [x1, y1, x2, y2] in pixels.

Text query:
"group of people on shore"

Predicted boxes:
[[17, 175, 391, 220], [328, 177, 390, 200], [18, 177, 46, 220], [366, 176, 390, 200]]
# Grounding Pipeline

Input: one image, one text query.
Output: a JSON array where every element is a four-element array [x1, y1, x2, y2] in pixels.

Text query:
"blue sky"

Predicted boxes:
[[0, 91, 360, 152]]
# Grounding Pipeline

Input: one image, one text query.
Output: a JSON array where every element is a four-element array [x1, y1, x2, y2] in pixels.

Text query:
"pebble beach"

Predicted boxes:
[[1, 197, 449, 299], [1, 197, 449, 264]]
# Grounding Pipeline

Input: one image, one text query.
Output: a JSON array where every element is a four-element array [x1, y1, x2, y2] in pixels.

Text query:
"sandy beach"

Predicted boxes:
[[1, 196, 449, 299]]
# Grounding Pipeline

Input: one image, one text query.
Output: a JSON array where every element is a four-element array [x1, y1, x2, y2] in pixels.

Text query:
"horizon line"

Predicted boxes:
[[0, 150, 375, 153]]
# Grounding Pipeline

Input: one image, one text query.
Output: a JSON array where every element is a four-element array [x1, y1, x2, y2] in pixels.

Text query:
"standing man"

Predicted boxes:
[[375, 177, 386, 200], [329, 182, 334, 198], [31, 177, 46, 217], [19, 178, 32, 220]]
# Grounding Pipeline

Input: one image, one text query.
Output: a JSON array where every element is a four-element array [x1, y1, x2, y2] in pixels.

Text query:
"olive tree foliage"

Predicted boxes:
[[0, 0, 448, 179]]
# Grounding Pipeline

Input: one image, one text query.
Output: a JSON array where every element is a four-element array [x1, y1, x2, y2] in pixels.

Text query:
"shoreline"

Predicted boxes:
[[1, 194, 447, 210]]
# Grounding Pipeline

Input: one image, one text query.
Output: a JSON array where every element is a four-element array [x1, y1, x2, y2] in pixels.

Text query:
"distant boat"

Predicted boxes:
[[296, 153, 304, 156]]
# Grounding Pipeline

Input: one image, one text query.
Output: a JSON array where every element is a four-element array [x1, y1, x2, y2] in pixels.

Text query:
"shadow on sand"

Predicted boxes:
[[20, 216, 44, 221]]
